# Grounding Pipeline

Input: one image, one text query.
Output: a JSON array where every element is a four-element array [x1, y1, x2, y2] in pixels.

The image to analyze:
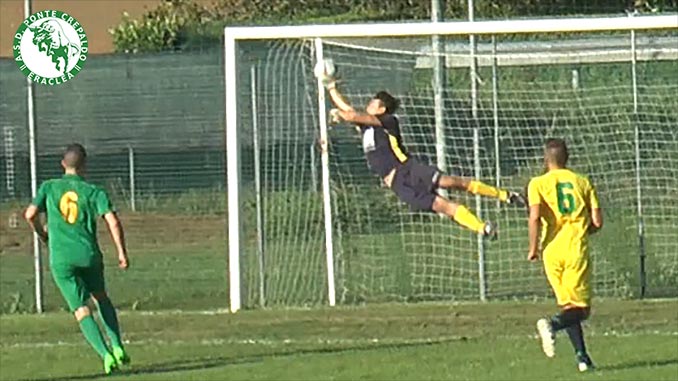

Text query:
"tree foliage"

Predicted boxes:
[[110, 0, 676, 53]]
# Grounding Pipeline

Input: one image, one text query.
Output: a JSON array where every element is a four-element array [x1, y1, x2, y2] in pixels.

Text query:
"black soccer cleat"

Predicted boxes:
[[506, 191, 527, 207], [576, 353, 596, 372], [482, 221, 498, 241]]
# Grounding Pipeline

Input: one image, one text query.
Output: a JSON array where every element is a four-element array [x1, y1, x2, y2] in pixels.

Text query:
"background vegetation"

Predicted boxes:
[[110, 0, 678, 52]]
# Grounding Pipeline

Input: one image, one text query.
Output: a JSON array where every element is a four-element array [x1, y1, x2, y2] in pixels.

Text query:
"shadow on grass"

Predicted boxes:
[[597, 358, 678, 372], [14, 336, 470, 381]]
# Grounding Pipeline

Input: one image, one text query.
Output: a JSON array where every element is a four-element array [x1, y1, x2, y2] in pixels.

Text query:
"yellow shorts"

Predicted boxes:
[[543, 249, 591, 307]]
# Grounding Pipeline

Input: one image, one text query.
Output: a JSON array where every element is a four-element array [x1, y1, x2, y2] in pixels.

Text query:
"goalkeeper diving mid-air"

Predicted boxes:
[[316, 59, 525, 239]]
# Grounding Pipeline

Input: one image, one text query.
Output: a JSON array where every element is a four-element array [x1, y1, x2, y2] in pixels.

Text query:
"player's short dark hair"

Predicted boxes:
[[544, 138, 568, 167], [63, 143, 87, 169], [374, 91, 400, 114]]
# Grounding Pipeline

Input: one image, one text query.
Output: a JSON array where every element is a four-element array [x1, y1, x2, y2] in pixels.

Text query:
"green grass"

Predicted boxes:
[[2, 189, 676, 313], [0, 209, 229, 313], [0, 300, 676, 380]]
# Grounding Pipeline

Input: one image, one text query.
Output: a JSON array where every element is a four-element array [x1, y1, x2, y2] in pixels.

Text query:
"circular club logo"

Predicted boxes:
[[13, 10, 88, 85]]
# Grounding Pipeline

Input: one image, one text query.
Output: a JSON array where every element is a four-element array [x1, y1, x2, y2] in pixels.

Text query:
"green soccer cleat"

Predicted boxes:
[[104, 353, 118, 375], [113, 346, 131, 366]]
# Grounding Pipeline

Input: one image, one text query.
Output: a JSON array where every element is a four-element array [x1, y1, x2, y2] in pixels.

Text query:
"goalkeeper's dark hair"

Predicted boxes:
[[63, 143, 87, 170], [374, 91, 400, 114], [544, 138, 568, 167]]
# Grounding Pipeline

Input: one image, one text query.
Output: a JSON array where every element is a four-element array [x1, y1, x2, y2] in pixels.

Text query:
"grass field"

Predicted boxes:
[[0, 300, 676, 380], [2, 192, 676, 312]]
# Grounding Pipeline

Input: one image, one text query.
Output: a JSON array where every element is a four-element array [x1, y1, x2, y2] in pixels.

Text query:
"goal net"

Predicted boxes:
[[226, 17, 678, 311]]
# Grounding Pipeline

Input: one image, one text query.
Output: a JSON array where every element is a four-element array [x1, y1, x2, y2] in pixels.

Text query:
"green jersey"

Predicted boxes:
[[32, 174, 114, 267]]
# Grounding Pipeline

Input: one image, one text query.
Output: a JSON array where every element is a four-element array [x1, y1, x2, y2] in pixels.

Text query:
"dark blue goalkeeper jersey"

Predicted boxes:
[[359, 113, 409, 177]]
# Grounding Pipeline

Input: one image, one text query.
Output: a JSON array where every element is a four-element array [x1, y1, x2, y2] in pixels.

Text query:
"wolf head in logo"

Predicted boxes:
[[30, 19, 80, 74]]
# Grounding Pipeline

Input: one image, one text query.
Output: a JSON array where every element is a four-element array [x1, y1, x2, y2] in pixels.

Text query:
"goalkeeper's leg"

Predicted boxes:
[[432, 196, 496, 239], [438, 175, 525, 206]]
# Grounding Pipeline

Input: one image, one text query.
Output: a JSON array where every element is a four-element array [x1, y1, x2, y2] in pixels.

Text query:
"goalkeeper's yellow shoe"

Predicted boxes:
[[103, 353, 118, 375], [113, 346, 131, 366]]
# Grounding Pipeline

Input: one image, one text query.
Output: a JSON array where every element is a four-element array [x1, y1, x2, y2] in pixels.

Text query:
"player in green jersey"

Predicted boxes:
[[24, 143, 131, 375]]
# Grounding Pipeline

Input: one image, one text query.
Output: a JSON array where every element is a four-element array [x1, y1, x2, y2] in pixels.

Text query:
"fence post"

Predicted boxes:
[[3, 127, 16, 199], [4, 127, 18, 228], [251, 65, 266, 307], [491, 36, 501, 211], [310, 143, 317, 193], [432, 0, 448, 190], [128, 145, 136, 212], [630, 22, 646, 298]]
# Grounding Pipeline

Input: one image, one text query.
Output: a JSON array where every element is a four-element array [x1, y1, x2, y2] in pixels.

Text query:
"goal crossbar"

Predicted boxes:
[[224, 15, 677, 40]]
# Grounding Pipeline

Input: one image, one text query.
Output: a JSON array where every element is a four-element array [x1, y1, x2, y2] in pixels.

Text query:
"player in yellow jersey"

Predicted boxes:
[[527, 138, 603, 372]]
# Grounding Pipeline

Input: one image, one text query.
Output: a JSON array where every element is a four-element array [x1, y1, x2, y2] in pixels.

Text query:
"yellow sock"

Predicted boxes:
[[453, 205, 485, 234], [467, 180, 508, 202]]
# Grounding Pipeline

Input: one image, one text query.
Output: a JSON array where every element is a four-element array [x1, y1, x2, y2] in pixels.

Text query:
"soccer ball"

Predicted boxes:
[[314, 58, 336, 79]]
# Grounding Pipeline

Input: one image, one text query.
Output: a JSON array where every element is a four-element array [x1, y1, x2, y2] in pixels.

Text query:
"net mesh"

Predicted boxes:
[[238, 29, 677, 306]]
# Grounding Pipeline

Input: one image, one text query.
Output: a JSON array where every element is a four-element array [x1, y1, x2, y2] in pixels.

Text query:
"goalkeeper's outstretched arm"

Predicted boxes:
[[327, 82, 353, 112], [317, 60, 383, 126], [326, 82, 383, 126]]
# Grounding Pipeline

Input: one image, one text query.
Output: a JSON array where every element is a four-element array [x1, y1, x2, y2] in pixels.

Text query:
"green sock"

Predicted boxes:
[[96, 298, 123, 348], [79, 315, 110, 359]]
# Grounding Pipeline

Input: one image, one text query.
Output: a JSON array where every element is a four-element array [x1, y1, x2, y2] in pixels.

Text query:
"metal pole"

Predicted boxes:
[[128, 145, 136, 212], [251, 65, 266, 307], [310, 143, 317, 192], [491, 35, 500, 211], [25, 0, 42, 314], [225, 34, 242, 313], [432, 0, 447, 185], [4, 127, 16, 199], [630, 25, 646, 298], [314, 38, 336, 307], [468, 0, 486, 302]]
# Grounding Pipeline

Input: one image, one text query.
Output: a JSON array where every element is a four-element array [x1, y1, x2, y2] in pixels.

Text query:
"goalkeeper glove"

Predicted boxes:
[[314, 59, 337, 89], [329, 108, 342, 124]]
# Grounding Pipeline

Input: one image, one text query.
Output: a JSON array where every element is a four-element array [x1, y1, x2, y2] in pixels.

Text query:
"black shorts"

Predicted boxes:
[[391, 160, 441, 212]]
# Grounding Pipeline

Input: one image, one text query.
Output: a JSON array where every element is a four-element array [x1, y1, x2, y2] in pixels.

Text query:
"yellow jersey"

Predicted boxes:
[[527, 168, 600, 256]]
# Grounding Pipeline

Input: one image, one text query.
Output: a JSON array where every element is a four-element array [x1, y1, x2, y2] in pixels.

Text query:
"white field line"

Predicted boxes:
[[3, 330, 677, 350], [124, 297, 678, 316], [5, 298, 674, 318]]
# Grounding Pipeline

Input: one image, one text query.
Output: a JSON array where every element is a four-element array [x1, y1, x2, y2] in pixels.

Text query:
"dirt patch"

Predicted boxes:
[[0, 207, 226, 256]]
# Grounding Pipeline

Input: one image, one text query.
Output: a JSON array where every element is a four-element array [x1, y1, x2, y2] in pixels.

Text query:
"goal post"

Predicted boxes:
[[225, 15, 678, 313]]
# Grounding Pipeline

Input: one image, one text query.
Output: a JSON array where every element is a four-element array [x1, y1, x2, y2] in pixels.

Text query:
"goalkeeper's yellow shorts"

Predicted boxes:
[[543, 248, 591, 308]]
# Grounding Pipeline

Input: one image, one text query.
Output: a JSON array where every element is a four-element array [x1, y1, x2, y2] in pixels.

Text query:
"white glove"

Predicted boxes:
[[314, 58, 336, 88]]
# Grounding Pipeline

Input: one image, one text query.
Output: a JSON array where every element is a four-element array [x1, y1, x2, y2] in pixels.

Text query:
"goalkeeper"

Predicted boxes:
[[317, 61, 525, 238]]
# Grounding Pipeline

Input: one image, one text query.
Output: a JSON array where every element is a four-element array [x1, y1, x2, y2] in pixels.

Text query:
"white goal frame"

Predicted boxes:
[[224, 15, 678, 313]]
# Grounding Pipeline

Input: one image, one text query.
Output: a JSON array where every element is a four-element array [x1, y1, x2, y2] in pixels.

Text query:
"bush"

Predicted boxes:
[[109, 0, 219, 53], [111, 0, 678, 53]]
